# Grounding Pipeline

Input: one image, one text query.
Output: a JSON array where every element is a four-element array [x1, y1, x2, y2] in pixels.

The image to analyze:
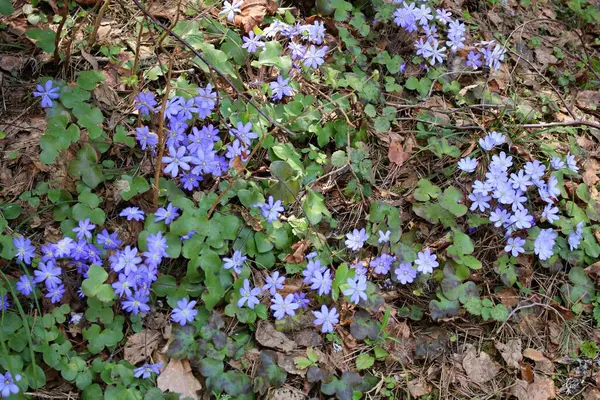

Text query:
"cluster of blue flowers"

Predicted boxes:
[[392, 1, 506, 71], [218, 215, 440, 333], [458, 131, 582, 261], [221, 1, 327, 101], [11, 210, 169, 312], [133, 84, 267, 186]]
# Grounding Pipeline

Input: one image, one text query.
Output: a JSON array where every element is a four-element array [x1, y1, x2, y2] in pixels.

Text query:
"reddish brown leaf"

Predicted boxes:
[[234, 0, 267, 32], [521, 363, 534, 383], [284, 240, 310, 264]]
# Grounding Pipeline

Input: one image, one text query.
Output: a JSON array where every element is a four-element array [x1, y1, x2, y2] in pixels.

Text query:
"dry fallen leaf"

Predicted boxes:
[[497, 288, 519, 307], [388, 133, 414, 167], [255, 321, 296, 353], [124, 329, 162, 365], [407, 378, 432, 397], [495, 339, 523, 370], [535, 47, 558, 66], [512, 374, 556, 400], [461, 344, 501, 384], [576, 90, 600, 112], [157, 359, 202, 400], [584, 387, 600, 400], [269, 387, 305, 400], [521, 363, 534, 383], [234, 0, 267, 32], [523, 348, 554, 373], [582, 158, 600, 186], [284, 240, 311, 264]]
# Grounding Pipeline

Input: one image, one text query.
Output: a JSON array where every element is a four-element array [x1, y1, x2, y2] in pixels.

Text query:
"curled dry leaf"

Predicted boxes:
[[157, 359, 202, 400], [124, 329, 163, 364], [407, 378, 432, 397], [234, 0, 267, 33], [523, 348, 554, 373], [576, 90, 600, 113], [512, 374, 556, 400], [495, 339, 523, 370], [284, 240, 311, 264], [255, 321, 296, 353], [582, 158, 600, 186], [461, 344, 501, 384], [269, 387, 305, 400], [388, 133, 414, 167]]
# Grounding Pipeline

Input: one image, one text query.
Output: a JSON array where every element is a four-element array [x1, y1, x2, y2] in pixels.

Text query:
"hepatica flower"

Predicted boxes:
[[120, 207, 145, 221], [394, 263, 417, 284], [242, 31, 265, 53], [270, 293, 299, 320], [263, 271, 285, 295], [136, 126, 158, 150], [306, 20, 326, 44], [73, 218, 95, 241], [134, 91, 157, 116], [293, 292, 310, 309], [491, 152, 513, 171], [505, 236, 526, 257], [97, 229, 122, 250], [0, 371, 22, 398], [566, 152, 579, 172], [303, 45, 328, 69], [288, 41, 306, 60], [534, 228, 557, 260], [345, 228, 368, 251], [0, 295, 9, 311], [423, 39, 447, 65], [222, 250, 247, 274], [270, 76, 294, 101], [342, 275, 367, 304], [490, 208, 511, 228], [134, 362, 163, 379], [46, 283, 66, 304], [219, 0, 243, 21], [310, 269, 332, 296], [436, 8, 452, 24], [238, 279, 261, 309], [466, 51, 482, 69], [550, 156, 565, 170], [154, 203, 180, 225], [34, 261, 62, 287], [458, 156, 478, 173], [171, 297, 198, 326], [123, 292, 150, 315], [378, 230, 391, 243], [542, 204, 559, 223], [313, 305, 339, 333], [114, 246, 142, 275], [33, 79, 60, 108], [370, 254, 395, 275], [302, 259, 326, 283], [16, 275, 35, 296], [255, 196, 284, 223], [568, 222, 584, 251], [195, 84, 217, 118], [162, 146, 194, 178], [231, 122, 258, 145], [415, 248, 439, 274], [55, 237, 75, 258], [70, 313, 83, 324], [13, 236, 35, 265], [469, 192, 491, 212]]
